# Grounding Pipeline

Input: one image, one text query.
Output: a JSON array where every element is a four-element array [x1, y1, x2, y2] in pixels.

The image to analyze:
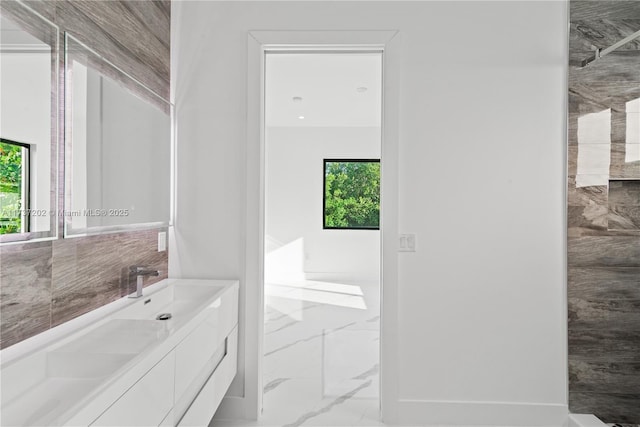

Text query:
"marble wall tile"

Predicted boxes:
[[609, 181, 640, 230], [610, 144, 640, 179], [568, 205, 609, 232], [569, 296, 640, 331], [570, 52, 640, 86], [609, 181, 640, 205], [569, 5, 640, 422], [569, 329, 640, 363], [51, 229, 168, 327], [609, 206, 640, 230], [569, 358, 640, 394], [568, 236, 640, 267], [569, 267, 640, 300], [568, 177, 608, 206], [571, 2, 640, 20], [0, 241, 52, 348]]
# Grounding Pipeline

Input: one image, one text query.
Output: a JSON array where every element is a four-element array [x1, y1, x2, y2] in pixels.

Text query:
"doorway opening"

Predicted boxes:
[[261, 51, 383, 426]]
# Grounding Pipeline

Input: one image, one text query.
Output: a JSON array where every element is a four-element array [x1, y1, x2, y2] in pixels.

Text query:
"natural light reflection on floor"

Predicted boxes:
[[265, 280, 367, 310]]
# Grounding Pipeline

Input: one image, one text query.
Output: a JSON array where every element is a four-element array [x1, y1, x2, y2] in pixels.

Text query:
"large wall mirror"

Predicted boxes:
[[64, 34, 172, 236], [0, 2, 58, 243]]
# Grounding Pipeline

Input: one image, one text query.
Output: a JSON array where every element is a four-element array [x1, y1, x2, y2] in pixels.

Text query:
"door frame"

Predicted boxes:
[[244, 30, 400, 423]]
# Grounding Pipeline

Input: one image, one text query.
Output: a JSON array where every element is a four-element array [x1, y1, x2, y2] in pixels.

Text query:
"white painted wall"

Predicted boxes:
[[0, 52, 51, 232], [266, 126, 380, 282], [171, 1, 568, 424]]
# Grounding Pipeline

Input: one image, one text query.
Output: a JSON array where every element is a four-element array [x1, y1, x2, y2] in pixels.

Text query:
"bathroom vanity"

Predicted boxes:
[[0, 279, 239, 427]]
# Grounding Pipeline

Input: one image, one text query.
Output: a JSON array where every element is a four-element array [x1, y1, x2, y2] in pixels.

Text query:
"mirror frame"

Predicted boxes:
[[0, 1, 59, 244], [63, 33, 174, 237]]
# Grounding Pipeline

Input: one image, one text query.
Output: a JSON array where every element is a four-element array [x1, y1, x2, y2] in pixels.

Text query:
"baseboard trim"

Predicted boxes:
[[394, 399, 568, 426]]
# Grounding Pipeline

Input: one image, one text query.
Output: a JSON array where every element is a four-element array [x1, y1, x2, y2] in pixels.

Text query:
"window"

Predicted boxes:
[[0, 139, 30, 234], [323, 159, 380, 230]]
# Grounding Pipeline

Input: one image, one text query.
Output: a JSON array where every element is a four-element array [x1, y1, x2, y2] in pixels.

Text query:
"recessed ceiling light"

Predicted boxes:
[[356, 86, 368, 93], [298, 115, 305, 120], [293, 96, 303, 103]]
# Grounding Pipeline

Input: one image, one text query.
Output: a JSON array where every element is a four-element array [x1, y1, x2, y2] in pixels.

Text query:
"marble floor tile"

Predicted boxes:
[[215, 277, 381, 427]]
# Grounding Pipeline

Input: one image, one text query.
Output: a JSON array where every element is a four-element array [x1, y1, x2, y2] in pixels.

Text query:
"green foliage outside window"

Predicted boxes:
[[324, 160, 380, 229], [0, 141, 24, 234]]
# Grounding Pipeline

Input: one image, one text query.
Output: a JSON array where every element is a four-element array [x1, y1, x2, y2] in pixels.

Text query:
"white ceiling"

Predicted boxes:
[[265, 53, 382, 127]]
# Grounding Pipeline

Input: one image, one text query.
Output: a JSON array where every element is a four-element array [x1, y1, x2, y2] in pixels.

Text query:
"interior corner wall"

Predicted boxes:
[[171, 1, 568, 424], [265, 126, 380, 283]]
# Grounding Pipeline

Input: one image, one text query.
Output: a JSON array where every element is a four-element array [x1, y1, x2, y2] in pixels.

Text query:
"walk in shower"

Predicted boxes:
[[568, 1, 640, 424]]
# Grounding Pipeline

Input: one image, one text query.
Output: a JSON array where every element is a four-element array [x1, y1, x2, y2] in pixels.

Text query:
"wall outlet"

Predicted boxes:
[[399, 234, 416, 252], [158, 231, 167, 252]]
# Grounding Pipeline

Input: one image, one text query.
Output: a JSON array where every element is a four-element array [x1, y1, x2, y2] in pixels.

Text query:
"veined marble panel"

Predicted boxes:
[[609, 180, 640, 230], [568, 205, 609, 232], [571, 2, 640, 20], [569, 5, 640, 423], [570, 52, 640, 85], [568, 176, 608, 206], [0, 241, 52, 349], [610, 144, 640, 179], [569, 358, 640, 394], [51, 229, 168, 327], [569, 329, 640, 363], [568, 236, 640, 267], [570, 392, 640, 424]]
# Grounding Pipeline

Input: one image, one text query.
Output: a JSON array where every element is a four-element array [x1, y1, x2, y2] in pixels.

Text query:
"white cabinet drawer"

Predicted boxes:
[[91, 352, 174, 427], [174, 286, 238, 404], [177, 327, 238, 427]]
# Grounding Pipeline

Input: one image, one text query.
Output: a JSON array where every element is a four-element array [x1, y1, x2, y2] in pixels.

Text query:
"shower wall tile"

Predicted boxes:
[[569, 359, 640, 394], [567, 177, 608, 206], [610, 144, 640, 178], [569, 51, 640, 85], [569, 329, 640, 364], [569, 4, 640, 422], [568, 205, 608, 232], [609, 206, 640, 230], [570, 392, 640, 424], [0, 241, 52, 348], [568, 236, 640, 267], [609, 180, 640, 230], [568, 267, 640, 300], [569, 295, 640, 331]]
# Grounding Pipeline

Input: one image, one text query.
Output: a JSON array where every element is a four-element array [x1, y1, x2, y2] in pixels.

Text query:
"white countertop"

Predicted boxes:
[[0, 278, 239, 427]]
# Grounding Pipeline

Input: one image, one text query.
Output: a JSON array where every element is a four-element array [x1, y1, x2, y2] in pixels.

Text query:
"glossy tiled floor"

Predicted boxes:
[[213, 277, 382, 427]]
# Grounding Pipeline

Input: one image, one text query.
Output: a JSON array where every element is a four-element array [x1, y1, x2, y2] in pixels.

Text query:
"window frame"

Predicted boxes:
[[323, 158, 380, 231], [0, 138, 31, 234]]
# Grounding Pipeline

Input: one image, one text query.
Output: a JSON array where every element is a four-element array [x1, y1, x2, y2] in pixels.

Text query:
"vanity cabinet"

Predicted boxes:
[[90, 285, 239, 427], [0, 280, 238, 427], [174, 289, 238, 420], [91, 353, 175, 427]]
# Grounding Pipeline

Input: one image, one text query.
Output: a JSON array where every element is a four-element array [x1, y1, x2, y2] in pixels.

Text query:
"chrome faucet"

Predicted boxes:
[[128, 266, 160, 298]]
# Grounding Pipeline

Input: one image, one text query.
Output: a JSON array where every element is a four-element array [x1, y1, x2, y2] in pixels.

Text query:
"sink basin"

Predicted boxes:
[[0, 279, 237, 427], [46, 319, 169, 379], [115, 283, 225, 323]]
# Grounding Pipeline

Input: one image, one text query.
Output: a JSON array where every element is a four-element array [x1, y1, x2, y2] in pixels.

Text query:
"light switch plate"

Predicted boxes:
[[158, 231, 167, 252], [399, 234, 416, 252]]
